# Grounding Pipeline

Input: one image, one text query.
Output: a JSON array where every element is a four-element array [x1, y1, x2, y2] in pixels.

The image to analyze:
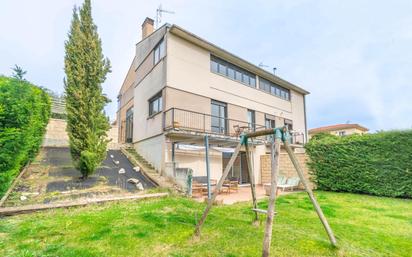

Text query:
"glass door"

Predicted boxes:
[[211, 100, 227, 134]]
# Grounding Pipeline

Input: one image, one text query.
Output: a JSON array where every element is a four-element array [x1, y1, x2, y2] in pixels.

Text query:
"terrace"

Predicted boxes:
[[163, 107, 305, 145]]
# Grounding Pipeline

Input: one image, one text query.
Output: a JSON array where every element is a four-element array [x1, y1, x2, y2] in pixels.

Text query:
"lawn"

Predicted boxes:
[[0, 191, 411, 257]]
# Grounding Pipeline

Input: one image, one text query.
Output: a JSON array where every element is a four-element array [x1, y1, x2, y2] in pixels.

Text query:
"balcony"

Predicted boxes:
[[163, 108, 265, 138], [163, 108, 305, 145]]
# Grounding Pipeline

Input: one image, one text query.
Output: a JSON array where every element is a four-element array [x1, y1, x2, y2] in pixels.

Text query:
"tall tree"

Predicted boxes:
[[11, 65, 27, 80], [64, 0, 111, 179]]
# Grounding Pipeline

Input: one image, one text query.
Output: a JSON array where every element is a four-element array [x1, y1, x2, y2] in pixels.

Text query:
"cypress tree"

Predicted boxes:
[[64, 0, 111, 179]]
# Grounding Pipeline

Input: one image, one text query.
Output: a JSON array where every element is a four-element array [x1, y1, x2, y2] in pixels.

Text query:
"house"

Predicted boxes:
[[116, 17, 309, 186], [308, 123, 369, 139]]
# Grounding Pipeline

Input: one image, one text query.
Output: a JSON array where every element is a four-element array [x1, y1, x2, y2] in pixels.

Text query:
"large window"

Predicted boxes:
[[154, 39, 166, 65], [210, 55, 256, 87], [211, 100, 227, 134], [149, 92, 163, 116], [259, 78, 290, 101], [247, 109, 256, 131]]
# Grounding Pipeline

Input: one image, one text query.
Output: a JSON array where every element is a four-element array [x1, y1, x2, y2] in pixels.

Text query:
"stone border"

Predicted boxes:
[[0, 192, 168, 216], [0, 162, 31, 207]]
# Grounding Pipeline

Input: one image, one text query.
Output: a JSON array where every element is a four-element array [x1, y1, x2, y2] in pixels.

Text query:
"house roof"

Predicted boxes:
[[168, 25, 310, 95], [309, 124, 369, 134]]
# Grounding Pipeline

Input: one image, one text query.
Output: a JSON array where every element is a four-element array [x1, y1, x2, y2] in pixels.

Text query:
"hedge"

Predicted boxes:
[[305, 131, 412, 198], [0, 76, 51, 197]]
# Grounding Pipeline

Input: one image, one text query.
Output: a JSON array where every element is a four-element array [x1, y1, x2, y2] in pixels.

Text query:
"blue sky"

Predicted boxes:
[[1, 0, 412, 132]]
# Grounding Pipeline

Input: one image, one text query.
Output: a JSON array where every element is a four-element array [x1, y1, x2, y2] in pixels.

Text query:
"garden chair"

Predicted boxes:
[[278, 177, 300, 192]]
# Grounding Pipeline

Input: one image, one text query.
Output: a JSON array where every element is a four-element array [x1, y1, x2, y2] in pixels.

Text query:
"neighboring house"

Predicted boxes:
[[308, 123, 369, 139], [116, 17, 309, 185]]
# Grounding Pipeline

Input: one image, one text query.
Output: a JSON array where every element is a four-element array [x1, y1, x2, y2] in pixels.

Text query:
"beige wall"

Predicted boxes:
[[166, 33, 307, 138], [165, 145, 223, 180], [117, 26, 168, 144], [135, 134, 165, 172], [42, 119, 119, 149], [133, 62, 166, 142]]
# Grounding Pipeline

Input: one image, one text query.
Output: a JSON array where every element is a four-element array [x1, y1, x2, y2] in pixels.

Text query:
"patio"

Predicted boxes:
[[193, 184, 300, 205]]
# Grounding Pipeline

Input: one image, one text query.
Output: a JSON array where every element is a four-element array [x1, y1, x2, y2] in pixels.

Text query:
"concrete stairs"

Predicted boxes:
[[121, 147, 179, 191]]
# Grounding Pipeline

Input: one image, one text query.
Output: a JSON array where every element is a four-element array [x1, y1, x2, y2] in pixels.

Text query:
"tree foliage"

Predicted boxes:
[[11, 65, 27, 80], [306, 131, 412, 198], [64, 0, 111, 178], [0, 76, 50, 197]]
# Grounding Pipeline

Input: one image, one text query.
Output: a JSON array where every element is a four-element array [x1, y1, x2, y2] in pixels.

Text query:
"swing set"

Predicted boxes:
[[193, 126, 337, 257]]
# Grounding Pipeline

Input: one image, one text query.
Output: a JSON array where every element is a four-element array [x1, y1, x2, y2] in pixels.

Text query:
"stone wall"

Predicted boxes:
[[260, 149, 314, 189], [42, 118, 119, 149]]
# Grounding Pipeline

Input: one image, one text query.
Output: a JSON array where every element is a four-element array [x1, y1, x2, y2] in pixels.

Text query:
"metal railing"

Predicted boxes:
[[163, 108, 305, 145], [163, 108, 265, 137]]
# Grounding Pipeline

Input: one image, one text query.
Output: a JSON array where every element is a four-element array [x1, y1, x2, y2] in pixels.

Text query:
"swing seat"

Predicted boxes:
[[252, 208, 277, 215]]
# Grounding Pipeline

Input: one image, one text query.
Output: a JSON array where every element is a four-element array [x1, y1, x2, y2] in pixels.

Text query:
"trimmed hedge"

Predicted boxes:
[[0, 76, 50, 197], [305, 131, 412, 198]]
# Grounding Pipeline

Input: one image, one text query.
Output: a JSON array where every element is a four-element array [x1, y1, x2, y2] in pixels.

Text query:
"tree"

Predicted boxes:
[[11, 65, 27, 80], [64, 0, 111, 179]]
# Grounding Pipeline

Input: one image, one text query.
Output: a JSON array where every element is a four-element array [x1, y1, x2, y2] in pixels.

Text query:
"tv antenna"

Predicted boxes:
[[156, 4, 175, 28], [259, 62, 269, 68]]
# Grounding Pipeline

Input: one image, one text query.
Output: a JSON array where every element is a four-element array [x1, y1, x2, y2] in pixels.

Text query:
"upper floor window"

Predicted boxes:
[[259, 78, 290, 101], [149, 92, 163, 116], [210, 55, 256, 88], [154, 39, 166, 65]]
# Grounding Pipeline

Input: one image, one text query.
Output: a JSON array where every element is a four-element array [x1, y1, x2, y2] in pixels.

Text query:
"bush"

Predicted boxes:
[[0, 76, 50, 197], [306, 131, 412, 198]]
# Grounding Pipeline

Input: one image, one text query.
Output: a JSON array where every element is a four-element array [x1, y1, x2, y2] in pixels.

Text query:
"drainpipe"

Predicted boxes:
[[303, 95, 308, 144]]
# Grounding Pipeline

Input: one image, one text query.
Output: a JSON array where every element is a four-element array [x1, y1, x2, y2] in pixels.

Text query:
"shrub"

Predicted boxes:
[[306, 131, 412, 198], [0, 76, 50, 197]]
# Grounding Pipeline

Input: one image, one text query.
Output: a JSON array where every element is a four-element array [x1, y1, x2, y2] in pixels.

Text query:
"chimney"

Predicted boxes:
[[141, 17, 154, 39]]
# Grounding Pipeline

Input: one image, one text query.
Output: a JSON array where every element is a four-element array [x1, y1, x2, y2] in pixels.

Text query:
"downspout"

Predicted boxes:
[[303, 95, 308, 143]]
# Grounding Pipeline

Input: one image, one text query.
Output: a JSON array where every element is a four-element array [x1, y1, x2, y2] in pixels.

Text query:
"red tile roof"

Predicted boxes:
[[309, 124, 369, 134]]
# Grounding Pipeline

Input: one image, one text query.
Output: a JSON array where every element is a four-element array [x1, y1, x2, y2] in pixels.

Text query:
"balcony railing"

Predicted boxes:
[[163, 108, 305, 145], [163, 108, 265, 137]]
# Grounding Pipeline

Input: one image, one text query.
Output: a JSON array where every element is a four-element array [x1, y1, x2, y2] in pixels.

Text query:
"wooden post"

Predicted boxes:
[[245, 142, 258, 222], [283, 141, 337, 246], [204, 135, 211, 199], [194, 143, 242, 236], [262, 138, 281, 257]]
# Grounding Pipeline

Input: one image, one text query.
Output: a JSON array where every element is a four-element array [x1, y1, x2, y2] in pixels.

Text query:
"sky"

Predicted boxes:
[[1, 0, 412, 132]]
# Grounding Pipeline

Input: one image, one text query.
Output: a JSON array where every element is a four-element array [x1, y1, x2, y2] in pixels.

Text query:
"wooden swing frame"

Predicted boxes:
[[194, 126, 337, 257]]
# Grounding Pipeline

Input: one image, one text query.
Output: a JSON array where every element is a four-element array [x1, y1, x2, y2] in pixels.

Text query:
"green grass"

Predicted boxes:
[[0, 191, 411, 257]]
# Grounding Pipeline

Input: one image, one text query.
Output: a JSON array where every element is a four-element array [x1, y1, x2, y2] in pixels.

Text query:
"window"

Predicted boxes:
[[338, 131, 346, 136], [265, 114, 276, 129], [153, 39, 165, 65], [247, 109, 256, 131], [259, 78, 291, 101], [211, 100, 227, 134], [125, 107, 133, 143], [149, 92, 163, 116], [284, 119, 293, 131], [210, 55, 256, 88]]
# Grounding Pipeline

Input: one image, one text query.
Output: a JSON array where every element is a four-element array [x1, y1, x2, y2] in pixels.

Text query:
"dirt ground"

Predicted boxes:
[[3, 147, 155, 207]]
